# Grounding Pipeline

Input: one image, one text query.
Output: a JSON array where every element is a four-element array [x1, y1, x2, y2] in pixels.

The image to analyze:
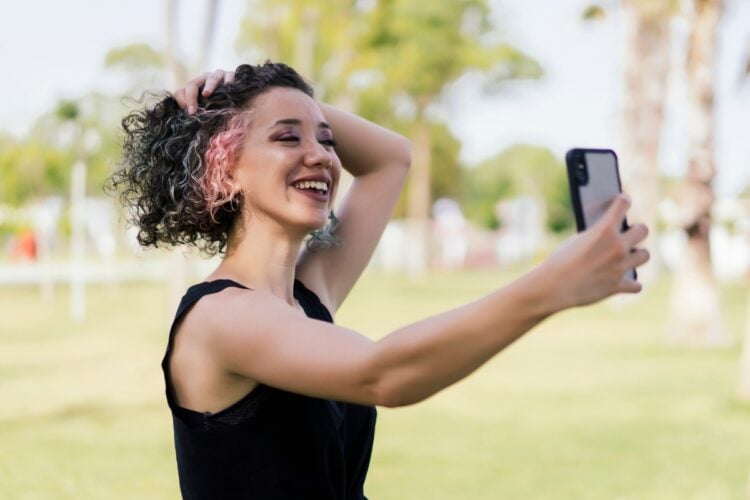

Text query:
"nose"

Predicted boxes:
[[304, 140, 333, 169]]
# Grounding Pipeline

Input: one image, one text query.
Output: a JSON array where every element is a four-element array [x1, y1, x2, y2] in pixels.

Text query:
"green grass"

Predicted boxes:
[[1, 270, 749, 499]]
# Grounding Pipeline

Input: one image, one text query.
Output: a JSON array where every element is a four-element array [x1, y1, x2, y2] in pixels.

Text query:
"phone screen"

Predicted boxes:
[[579, 151, 623, 228]]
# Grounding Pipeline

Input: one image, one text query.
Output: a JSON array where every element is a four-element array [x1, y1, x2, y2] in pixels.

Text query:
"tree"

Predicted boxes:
[[354, 0, 542, 272], [666, 0, 729, 346], [386, 122, 463, 220], [462, 144, 572, 233], [0, 139, 73, 206], [736, 39, 750, 401], [104, 43, 166, 92], [618, 0, 680, 282], [235, 0, 362, 105], [0, 90, 126, 208]]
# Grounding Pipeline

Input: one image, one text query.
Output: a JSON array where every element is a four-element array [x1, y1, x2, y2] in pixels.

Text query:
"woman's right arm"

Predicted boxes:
[[193, 195, 649, 407]]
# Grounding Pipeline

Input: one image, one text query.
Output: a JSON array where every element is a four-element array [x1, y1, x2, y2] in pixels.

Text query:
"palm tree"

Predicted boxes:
[[666, 0, 729, 346], [736, 11, 750, 404], [618, 0, 680, 283]]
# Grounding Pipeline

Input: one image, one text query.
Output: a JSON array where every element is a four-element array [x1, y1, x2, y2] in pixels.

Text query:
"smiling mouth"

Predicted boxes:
[[292, 180, 329, 195]]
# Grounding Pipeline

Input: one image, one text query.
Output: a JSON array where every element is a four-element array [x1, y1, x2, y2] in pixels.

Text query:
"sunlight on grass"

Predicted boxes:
[[1, 269, 748, 499]]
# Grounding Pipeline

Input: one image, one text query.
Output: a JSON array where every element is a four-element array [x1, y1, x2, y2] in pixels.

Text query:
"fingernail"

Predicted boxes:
[[188, 105, 197, 114]]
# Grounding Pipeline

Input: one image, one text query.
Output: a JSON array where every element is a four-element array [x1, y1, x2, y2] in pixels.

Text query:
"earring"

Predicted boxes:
[[226, 185, 243, 211]]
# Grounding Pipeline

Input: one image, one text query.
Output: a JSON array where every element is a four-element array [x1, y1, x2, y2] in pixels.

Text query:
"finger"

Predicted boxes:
[[617, 278, 642, 294], [600, 194, 631, 228], [224, 70, 235, 84], [184, 77, 204, 114], [622, 223, 649, 247], [202, 69, 227, 96], [622, 247, 650, 270], [173, 88, 187, 109]]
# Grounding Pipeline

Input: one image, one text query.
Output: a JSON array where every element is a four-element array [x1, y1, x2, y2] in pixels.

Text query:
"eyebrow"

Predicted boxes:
[[271, 118, 331, 130]]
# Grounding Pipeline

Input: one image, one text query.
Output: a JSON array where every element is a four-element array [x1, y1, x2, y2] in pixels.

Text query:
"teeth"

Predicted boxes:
[[294, 180, 328, 192]]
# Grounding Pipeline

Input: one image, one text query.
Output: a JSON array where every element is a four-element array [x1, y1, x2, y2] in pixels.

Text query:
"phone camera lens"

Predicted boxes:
[[574, 159, 589, 185]]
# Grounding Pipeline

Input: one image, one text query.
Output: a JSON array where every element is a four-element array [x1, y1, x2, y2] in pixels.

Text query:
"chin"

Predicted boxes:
[[308, 217, 330, 232], [291, 211, 330, 234]]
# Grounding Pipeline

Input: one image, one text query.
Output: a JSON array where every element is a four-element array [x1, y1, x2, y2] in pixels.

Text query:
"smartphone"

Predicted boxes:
[[565, 148, 637, 281]]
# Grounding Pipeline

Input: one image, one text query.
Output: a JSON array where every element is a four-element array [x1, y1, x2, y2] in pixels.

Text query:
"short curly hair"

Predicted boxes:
[[106, 62, 314, 256]]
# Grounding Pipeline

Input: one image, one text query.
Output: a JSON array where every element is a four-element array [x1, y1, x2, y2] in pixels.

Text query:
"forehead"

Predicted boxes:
[[249, 87, 323, 126]]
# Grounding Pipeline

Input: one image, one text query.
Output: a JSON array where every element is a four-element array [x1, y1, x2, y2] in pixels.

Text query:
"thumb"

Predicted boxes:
[[598, 194, 631, 228]]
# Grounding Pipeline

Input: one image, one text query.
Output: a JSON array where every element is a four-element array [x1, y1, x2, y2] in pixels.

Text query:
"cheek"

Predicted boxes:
[[235, 147, 288, 194]]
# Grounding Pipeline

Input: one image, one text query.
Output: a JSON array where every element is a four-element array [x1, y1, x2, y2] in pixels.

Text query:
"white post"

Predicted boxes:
[[70, 160, 86, 322]]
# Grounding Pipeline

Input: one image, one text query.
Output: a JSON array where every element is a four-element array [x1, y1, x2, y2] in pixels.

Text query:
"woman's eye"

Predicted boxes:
[[278, 135, 299, 142], [319, 138, 338, 148]]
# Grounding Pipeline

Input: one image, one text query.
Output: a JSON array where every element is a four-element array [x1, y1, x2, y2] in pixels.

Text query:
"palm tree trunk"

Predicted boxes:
[[165, 0, 186, 87], [666, 0, 729, 346], [619, 0, 673, 284], [406, 115, 432, 274], [294, 7, 318, 79], [195, 0, 220, 73]]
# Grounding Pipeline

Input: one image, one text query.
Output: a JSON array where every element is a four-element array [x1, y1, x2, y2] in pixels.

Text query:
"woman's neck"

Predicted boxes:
[[210, 214, 306, 307]]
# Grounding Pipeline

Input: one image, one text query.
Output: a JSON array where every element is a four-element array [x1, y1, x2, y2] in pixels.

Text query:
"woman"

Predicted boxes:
[[109, 62, 649, 499]]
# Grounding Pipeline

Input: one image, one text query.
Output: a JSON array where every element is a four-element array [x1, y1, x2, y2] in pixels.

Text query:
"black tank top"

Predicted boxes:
[[162, 279, 377, 499]]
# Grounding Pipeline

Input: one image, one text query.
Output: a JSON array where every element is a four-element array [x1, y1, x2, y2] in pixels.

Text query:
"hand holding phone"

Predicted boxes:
[[565, 148, 637, 281]]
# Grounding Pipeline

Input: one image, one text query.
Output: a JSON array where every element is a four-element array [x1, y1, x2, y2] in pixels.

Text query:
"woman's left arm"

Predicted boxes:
[[295, 103, 411, 311]]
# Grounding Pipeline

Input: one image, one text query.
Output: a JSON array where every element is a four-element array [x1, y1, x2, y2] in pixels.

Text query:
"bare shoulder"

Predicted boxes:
[[189, 286, 314, 367], [185, 286, 305, 343], [169, 285, 268, 411], [177, 285, 253, 341], [174, 280, 379, 404], [172, 285, 289, 377]]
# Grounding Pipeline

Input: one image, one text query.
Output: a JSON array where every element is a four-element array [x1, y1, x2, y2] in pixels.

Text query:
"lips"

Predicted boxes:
[[293, 186, 329, 202]]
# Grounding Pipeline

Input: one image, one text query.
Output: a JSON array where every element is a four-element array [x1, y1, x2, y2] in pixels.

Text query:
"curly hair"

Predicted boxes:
[[106, 62, 314, 256]]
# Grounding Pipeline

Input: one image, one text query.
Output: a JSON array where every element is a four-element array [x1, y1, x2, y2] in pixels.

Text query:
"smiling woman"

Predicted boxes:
[[105, 61, 649, 499]]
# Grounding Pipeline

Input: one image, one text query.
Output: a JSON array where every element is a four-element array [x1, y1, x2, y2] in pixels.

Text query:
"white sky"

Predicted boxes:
[[1, 0, 749, 196]]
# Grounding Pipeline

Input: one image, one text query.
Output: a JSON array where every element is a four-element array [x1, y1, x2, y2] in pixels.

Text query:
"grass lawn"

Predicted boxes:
[[1, 268, 749, 499]]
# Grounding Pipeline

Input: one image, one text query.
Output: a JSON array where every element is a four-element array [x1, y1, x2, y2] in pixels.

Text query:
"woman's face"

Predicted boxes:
[[232, 87, 341, 236]]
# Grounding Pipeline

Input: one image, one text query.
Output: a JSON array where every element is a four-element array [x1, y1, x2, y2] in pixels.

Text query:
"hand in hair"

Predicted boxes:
[[174, 69, 236, 114]]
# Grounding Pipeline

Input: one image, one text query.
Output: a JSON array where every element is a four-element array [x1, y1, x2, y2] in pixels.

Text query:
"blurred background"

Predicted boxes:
[[1, 0, 750, 498]]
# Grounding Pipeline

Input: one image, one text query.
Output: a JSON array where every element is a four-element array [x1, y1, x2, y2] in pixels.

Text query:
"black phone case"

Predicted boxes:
[[565, 148, 588, 232], [565, 148, 629, 231], [565, 148, 637, 280]]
